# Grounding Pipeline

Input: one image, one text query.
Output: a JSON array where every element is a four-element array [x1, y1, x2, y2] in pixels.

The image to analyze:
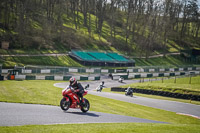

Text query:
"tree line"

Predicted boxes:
[[0, 0, 199, 57]]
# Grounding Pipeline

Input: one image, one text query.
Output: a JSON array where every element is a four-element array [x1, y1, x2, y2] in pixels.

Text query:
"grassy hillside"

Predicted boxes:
[[0, 1, 199, 69], [0, 1, 199, 57]]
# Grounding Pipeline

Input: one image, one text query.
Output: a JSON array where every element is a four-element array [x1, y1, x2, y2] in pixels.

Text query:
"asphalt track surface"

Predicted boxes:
[[0, 102, 165, 126]]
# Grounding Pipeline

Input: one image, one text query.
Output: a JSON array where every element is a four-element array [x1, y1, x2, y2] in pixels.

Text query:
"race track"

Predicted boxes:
[[0, 102, 165, 126], [1, 78, 199, 126]]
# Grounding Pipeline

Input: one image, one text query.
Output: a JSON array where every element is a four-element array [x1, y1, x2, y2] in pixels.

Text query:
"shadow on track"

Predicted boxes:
[[64, 111, 100, 117]]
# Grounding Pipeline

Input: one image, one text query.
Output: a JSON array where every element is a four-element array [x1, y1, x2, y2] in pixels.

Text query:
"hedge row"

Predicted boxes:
[[111, 87, 200, 101]]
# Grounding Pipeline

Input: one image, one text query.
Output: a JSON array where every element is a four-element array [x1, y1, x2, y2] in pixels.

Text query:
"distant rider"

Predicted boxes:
[[97, 81, 105, 92], [100, 81, 105, 87], [69, 77, 84, 104]]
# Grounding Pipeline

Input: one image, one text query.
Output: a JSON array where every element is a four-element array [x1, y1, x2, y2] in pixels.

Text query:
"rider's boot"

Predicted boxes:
[[80, 98, 86, 106]]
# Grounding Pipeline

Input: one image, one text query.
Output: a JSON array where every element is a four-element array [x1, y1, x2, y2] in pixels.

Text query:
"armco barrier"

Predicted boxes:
[[2, 66, 200, 75], [3, 70, 200, 81], [80, 76, 88, 80], [8, 75, 100, 81], [45, 76, 54, 80], [111, 87, 200, 101], [0, 75, 4, 80], [63, 76, 72, 80], [26, 75, 36, 80], [95, 76, 100, 80]]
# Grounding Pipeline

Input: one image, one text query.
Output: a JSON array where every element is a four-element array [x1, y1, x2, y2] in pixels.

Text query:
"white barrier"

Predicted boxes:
[[86, 69, 94, 73], [15, 75, 26, 80], [36, 76, 45, 80], [69, 68, 78, 72], [164, 73, 170, 76], [101, 69, 108, 73], [88, 77, 95, 80], [54, 76, 63, 81], [41, 69, 51, 74]]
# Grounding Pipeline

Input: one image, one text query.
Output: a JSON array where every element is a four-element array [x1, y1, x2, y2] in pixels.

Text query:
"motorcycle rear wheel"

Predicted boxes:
[[60, 98, 70, 111], [81, 98, 90, 113]]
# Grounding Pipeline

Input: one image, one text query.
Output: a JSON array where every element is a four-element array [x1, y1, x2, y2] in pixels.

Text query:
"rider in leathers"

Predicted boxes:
[[69, 77, 84, 105]]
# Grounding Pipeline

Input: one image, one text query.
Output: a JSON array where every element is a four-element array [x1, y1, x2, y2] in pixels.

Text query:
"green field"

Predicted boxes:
[[0, 80, 200, 133]]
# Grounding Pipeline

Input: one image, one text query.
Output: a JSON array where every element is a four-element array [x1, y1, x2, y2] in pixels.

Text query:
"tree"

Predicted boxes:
[[96, 0, 107, 38], [109, 0, 117, 44], [187, 0, 199, 39]]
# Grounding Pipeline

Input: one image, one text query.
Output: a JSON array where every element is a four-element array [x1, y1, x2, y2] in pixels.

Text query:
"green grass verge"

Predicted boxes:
[[0, 80, 200, 133], [0, 123, 200, 133]]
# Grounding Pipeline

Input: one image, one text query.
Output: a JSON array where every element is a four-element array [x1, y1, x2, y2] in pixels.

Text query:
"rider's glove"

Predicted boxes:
[[70, 87, 75, 92]]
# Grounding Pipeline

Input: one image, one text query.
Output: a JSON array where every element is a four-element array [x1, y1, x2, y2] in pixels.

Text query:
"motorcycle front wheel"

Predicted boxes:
[[81, 98, 90, 113], [60, 98, 70, 111]]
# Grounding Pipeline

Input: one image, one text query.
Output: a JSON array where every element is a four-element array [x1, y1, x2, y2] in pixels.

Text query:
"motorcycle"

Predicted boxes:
[[118, 77, 124, 83], [96, 81, 104, 92], [125, 87, 133, 97], [60, 84, 90, 112]]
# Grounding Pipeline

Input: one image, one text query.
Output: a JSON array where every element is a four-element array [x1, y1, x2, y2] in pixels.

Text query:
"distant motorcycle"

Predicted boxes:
[[96, 81, 105, 92], [118, 77, 124, 83], [60, 84, 90, 112], [125, 87, 133, 97]]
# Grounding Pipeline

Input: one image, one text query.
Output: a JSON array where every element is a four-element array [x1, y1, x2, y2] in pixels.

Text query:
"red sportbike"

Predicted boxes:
[[60, 84, 90, 112]]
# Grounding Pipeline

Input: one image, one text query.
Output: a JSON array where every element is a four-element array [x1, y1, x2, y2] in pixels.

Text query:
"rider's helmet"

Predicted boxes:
[[102, 81, 104, 85], [69, 77, 77, 87]]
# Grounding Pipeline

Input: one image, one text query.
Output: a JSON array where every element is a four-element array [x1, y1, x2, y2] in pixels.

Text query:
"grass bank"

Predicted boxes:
[[134, 55, 197, 67], [0, 55, 82, 68]]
